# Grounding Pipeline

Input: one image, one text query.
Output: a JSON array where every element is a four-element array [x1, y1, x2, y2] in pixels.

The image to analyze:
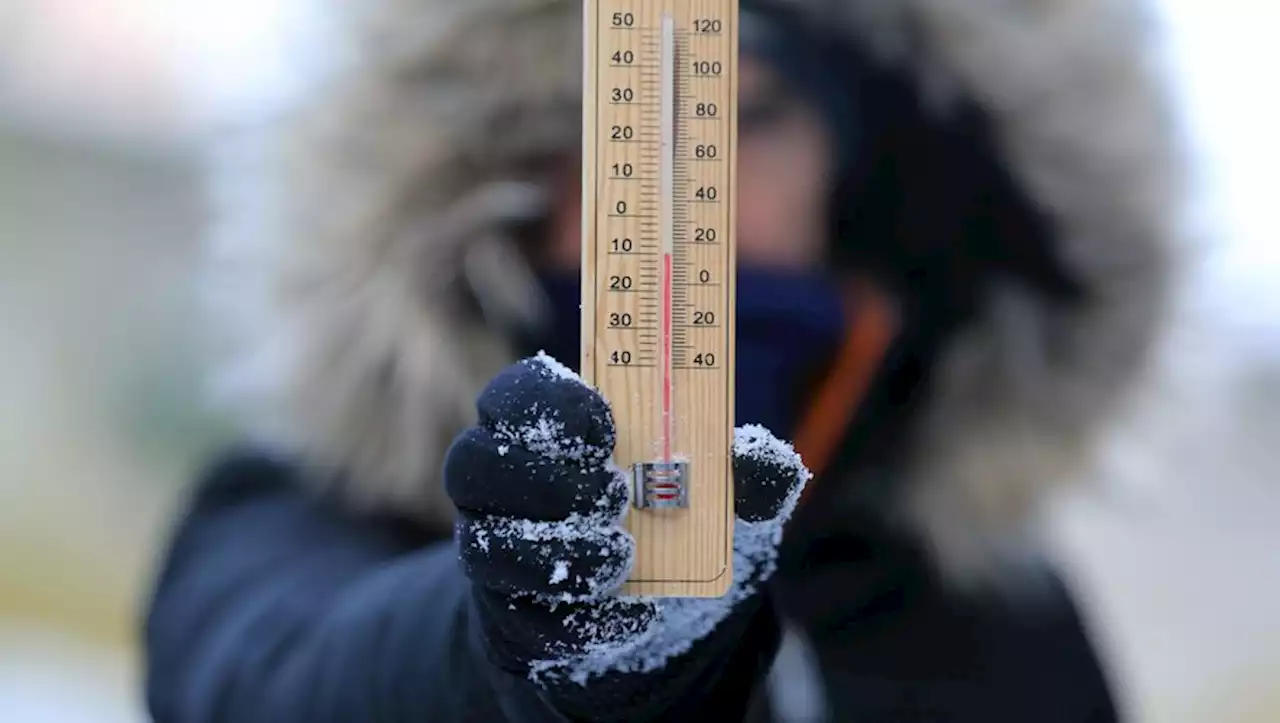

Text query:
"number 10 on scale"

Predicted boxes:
[[581, 1, 738, 597]]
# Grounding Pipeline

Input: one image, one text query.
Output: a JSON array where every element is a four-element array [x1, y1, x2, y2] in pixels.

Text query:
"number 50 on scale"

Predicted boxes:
[[581, 1, 739, 598]]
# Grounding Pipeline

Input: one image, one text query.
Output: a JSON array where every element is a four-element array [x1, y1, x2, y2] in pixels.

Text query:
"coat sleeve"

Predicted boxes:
[[142, 450, 781, 723]]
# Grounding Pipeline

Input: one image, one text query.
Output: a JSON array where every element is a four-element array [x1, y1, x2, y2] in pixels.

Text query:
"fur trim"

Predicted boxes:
[[205, 0, 1185, 584], [841, 0, 1184, 584]]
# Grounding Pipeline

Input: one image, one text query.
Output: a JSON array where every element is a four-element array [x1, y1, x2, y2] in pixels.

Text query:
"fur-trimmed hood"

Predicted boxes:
[[206, 0, 1185, 586]]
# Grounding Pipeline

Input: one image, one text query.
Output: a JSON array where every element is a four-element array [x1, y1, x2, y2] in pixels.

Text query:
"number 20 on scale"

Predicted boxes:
[[581, 0, 739, 597]]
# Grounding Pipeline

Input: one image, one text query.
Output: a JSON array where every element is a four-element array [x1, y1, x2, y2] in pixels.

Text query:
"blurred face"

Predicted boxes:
[[542, 56, 836, 271], [735, 55, 835, 269]]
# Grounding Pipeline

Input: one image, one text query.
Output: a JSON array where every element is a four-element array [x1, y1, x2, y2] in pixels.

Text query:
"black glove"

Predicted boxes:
[[444, 353, 810, 714]]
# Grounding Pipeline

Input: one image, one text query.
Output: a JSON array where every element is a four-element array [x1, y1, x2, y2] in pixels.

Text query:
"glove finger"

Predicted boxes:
[[473, 586, 657, 667], [477, 356, 615, 467], [732, 424, 812, 523], [457, 511, 635, 600], [445, 426, 629, 521]]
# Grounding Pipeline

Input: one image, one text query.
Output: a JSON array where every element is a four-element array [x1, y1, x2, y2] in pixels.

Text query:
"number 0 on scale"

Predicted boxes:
[[581, 0, 738, 598]]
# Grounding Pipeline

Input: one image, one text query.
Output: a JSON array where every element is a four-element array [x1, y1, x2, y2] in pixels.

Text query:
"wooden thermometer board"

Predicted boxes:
[[581, 0, 738, 598]]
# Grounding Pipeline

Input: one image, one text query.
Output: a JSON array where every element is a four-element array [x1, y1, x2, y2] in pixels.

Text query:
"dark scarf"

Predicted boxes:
[[524, 267, 847, 440]]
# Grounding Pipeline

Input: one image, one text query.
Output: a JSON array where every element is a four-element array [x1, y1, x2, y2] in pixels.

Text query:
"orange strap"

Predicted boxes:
[[792, 280, 898, 506]]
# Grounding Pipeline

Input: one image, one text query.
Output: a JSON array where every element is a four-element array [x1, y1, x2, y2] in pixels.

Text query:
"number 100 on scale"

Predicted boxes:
[[598, 8, 732, 383], [584, 0, 737, 595], [588, 1, 736, 508]]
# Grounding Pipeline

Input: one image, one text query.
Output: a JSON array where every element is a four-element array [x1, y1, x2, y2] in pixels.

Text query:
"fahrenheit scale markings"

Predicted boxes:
[[582, 0, 737, 598]]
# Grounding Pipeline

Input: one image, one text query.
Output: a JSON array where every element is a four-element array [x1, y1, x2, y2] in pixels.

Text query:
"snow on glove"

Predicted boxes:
[[444, 353, 811, 695]]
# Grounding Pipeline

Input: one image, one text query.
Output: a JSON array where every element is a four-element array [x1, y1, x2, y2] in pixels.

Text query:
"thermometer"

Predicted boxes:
[[581, 0, 738, 597]]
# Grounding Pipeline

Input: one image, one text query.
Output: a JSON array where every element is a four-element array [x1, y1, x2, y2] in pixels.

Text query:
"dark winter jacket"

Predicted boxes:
[[145, 0, 1184, 720], [146, 444, 1117, 722]]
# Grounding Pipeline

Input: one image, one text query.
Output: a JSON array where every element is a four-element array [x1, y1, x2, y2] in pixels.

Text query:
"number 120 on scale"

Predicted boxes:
[[581, 0, 739, 598]]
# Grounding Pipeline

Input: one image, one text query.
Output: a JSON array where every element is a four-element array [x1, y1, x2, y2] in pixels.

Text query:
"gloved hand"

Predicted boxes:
[[444, 353, 810, 710]]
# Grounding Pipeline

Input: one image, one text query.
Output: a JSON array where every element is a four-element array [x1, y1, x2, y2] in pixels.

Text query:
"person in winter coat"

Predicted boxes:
[[143, 0, 1184, 721]]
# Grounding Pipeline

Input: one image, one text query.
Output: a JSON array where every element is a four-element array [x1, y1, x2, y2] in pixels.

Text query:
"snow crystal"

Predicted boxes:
[[532, 350, 586, 385], [487, 513, 605, 545], [527, 518, 775, 685], [473, 360, 814, 688], [527, 424, 813, 686], [734, 424, 813, 524], [474, 479, 635, 602], [735, 424, 809, 476], [491, 415, 597, 466], [549, 560, 571, 585]]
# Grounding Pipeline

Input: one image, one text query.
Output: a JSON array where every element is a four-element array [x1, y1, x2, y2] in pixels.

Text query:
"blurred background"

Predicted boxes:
[[0, 1, 1275, 721]]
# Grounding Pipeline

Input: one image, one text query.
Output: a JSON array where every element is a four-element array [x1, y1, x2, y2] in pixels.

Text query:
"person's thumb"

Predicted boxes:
[[732, 424, 811, 526]]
